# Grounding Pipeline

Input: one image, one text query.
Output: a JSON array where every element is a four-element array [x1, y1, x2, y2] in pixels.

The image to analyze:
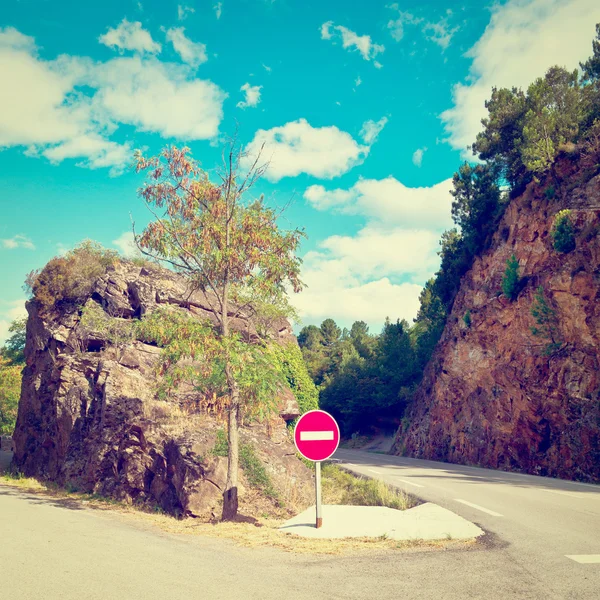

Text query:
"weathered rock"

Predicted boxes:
[[12, 262, 312, 517], [392, 157, 600, 483]]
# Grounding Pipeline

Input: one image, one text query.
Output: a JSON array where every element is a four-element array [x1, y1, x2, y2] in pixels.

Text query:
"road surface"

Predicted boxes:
[[1, 448, 599, 599], [334, 448, 600, 600]]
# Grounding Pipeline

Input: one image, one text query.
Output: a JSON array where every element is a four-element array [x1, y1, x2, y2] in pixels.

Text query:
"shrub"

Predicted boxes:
[[26, 240, 118, 311], [79, 301, 135, 348], [0, 357, 21, 435], [463, 310, 472, 328], [551, 210, 576, 253], [530, 286, 562, 356], [544, 185, 556, 199], [501, 254, 521, 301]]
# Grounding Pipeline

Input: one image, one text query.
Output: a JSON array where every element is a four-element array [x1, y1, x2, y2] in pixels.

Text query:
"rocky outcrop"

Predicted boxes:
[[12, 262, 312, 517], [392, 154, 600, 482]]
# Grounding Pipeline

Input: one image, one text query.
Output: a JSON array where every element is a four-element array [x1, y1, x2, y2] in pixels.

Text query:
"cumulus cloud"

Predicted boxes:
[[1, 235, 35, 250], [304, 177, 453, 229], [177, 5, 195, 20], [294, 175, 454, 327], [165, 27, 207, 68], [320, 21, 384, 64], [237, 82, 262, 109], [412, 147, 426, 167], [92, 57, 225, 139], [359, 117, 388, 144], [441, 0, 600, 155], [243, 119, 373, 182], [0, 27, 227, 170], [99, 19, 161, 54]]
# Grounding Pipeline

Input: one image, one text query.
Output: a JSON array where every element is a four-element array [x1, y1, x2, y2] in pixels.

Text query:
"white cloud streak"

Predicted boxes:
[[1, 235, 35, 250], [165, 27, 207, 68], [320, 21, 384, 64]]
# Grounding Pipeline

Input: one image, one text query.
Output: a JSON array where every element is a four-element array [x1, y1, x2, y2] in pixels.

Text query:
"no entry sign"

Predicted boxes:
[[294, 410, 340, 462]]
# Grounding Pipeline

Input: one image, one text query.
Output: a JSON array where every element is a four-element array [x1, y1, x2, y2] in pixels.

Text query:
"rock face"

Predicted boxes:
[[13, 262, 312, 517], [392, 156, 600, 483]]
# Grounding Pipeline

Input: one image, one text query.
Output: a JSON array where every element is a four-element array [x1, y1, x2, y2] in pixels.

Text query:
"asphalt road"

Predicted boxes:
[[1, 448, 599, 599], [334, 448, 600, 600]]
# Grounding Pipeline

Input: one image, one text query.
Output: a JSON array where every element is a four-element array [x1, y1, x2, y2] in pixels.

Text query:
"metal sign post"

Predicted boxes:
[[293, 410, 340, 530], [315, 461, 323, 528]]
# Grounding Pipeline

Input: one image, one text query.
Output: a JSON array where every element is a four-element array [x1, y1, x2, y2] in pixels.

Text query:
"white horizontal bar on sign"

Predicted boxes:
[[300, 431, 334, 441]]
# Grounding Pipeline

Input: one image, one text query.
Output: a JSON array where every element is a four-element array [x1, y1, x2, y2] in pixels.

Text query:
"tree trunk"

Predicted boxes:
[[222, 366, 240, 521]]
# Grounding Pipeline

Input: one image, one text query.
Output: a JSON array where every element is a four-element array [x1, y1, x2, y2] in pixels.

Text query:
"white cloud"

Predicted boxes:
[[177, 5, 195, 20], [1, 235, 35, 250], [296, 175, 454, 328], [359, 117, 388, 144], [262, 63, 272, 72], [165, 27, 207, 68], [243, 119, 371, 182], [214, 2, 223, 19], [0, 27, 226, 171], [99, 19, 161, 54], [355, 75, 362, 87], [387, 4, 457, 50], [92, 57, 225, 139], [237, 82, 262, 109], [304, 177, 453, 229], [320, 21, 384, 64], [412, 147, 426, 167], [441, 0, 600, 155], [112, 231, 140, 257]]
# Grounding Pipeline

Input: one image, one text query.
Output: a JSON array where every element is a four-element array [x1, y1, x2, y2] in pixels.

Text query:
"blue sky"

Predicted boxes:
[[1, 0, 599, 341]]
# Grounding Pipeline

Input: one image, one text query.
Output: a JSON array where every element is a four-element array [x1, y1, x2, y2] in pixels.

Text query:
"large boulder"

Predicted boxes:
[[13, 261, 313, 518]]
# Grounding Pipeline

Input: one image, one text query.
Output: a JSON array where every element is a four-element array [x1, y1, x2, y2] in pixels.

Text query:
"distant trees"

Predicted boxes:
[[0, 318, 26, 435]]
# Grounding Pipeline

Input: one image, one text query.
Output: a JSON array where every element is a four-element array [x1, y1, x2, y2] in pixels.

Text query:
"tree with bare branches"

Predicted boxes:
[[133, 141, 305, 520]]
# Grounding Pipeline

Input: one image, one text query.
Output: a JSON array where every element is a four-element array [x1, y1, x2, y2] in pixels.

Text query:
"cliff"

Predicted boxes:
[[392, 152, 600, 482], [12, 261, 313, 517]]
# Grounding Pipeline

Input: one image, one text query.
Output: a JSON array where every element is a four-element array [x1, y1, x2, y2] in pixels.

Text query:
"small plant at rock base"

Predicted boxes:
[[501, 254, 521, 301], [463, 310, 472, 328], [551, 209, 576, 253], [530, 286, 562, 356]]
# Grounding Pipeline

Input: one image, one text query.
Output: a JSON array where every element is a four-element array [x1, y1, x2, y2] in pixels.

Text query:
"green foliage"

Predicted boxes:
[[136, 308, 283, 421], [320, 318, 342, 346], [0, 318, 26, 365], [80, 302, 135, 348], [26, 240, 118, 311], [212, 430, 279, 501], [530, 287, 562, 356], [502, 254, 521, 301], [267, 342, 318, 415], [580, 24, 600, 83], [551, 210, 577, 253], [463, 310, 472, 328], [0, 357, 21, 435], [544, 185, 556, 199], [521, 67, 582, 174]]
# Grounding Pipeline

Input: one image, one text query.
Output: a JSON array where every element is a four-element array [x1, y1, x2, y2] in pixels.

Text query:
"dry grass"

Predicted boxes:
[[0, 466, 469, 556]]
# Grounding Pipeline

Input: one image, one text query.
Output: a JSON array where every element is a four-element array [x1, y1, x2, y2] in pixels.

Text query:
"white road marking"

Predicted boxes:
[[396, 478, 425, 488], [454, 499, 504, 517], [566, 555, 600, 564], [368, 469, 383, 474], [539, 489, 586, 499], [300, 431, 334, 441]]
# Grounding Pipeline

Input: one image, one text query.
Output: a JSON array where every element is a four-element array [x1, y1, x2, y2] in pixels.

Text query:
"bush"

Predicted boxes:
[[544, 185, 556, 199], [0, 357, 21, 435], [551, 210, 576, 253], [26, 240, 118, 311], [463, 310, 472, 328], [530, 286, 562, 356], [502, 254, 521, 301]]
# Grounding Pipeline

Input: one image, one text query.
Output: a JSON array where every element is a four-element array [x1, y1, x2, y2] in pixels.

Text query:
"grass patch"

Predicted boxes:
[[321, 463, 416, 511], [212, 429, 280, 503]]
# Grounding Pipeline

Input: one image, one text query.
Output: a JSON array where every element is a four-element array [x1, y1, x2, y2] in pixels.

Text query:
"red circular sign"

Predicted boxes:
[[294, 410, 340, 462]]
